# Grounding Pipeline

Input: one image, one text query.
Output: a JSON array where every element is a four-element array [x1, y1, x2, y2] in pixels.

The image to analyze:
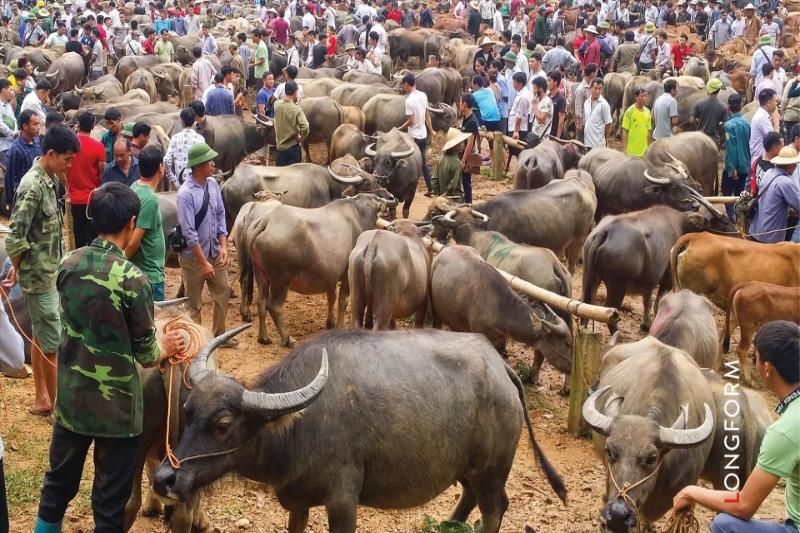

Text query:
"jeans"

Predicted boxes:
[[276, 144, 302, 166], [413, 137, 432, 191], [711, 514, 797, 533], [151, 281, 165, 302], [37, 423, 139, 533], [71, 203, 97, 249], [462, 171, 472, 204], [721, 169, 746, 221]]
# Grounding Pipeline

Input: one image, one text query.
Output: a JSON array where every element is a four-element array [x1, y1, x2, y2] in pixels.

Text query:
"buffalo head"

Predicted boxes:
[[152, 69, 179, 100], [429, 204, 487, 241], [583, 386, 714, 533], [153, 325, 329, 503], [327, 157, 397, 203], [364, 132, 417, 184], [427, 102, 458, 133], [642, 153, 705, 211]]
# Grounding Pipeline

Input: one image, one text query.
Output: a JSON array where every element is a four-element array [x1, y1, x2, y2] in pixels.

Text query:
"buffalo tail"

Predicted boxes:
[[580, 228, 607, 306]]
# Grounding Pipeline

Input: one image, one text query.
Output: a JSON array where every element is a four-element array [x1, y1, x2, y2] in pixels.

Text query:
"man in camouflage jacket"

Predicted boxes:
[[34, 183, 184, 533]]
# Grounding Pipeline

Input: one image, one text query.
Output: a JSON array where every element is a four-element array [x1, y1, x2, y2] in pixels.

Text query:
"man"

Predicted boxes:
[[177, 142, 233, 340], [2, 125, 79, 418], [164, 107, 205, 187], [479, 0, 495, 29], [0, 79, 17, 168], [283, 33, 301, 73], [671, 32, 692, 71], [273, 65, 304, 102], [154, 29, 174, 62], [543, 37, 579, 73], [100, 108, 122, 163], [272, 9, 290, 44], [583, 77, 613, 148], [364, 31, 383, 75], [760, 12, 780, 44], [191, 46, 217, 101], [508, 71, 530, 141], [750, 88, 778, 165], [237, 33, 251, 86], [548, 71, 566, 139], [731, 8, 746, 36], [102, 138, 140, 186], [691, 77, 728, 145], [709, 10, 732, 48], [141, 28, 156, 55], [88, 27, 105, 79], [574, 64, 598, 142], [582, 25, 601, 68], [185, 8, 200, 35], [252, 28, 269, 81], [637, 22, 657, 72], [307, 30, 327, 69], [611, 31, 639, 74], [467, 1, 481, 41], [722, 94, 751, 220], [229, 43, 245, 90], [126, 122, 151, 158], [770, 50, 787, 97], [621, 85, 652, 156], [530, 76, 553, 143], [274, 81, 308, 167], [783, 76, 800, 144], [528, 51, 546, 85], [653, 30, 672, 74], [750, 131, 784, 195], [4, 110, 42, 205], [205, 70, 235, 116], [68, 112, 106, 247], [459, 93, 480, 204], [751, 34, 776, 86], [201, 24, 217, 56], [672, 320, 799, 531], [399, 73, 433, 195], [301, 4, 316, 30], [533, 6, 549, 44], [256, 72, 276, 118], [23, 13, 45, 46], [747, 146, 800, 242], [44, 21, 68, 48], [20, 79, 51, 124], [126, 146, 166, 300], [32, 181, 184, 533], [652, 78, 678, 139], [508, 10, 527, 41]]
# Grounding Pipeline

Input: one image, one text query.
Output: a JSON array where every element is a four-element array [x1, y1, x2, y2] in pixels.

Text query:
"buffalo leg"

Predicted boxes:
[[336, 279, 349, 327], [350, 286, 366, 329], [640, 289, 654, 332], [168, 500, 193, 533], [413, 303, 426, 329], [288, 509, 310, 533], [530, 351, 544, 384], [257, 285, 272, 345], [471, 476, 510, 533], [364, 303, 374, 329], [325, 500, 358, 533], [192, 497, 214, 533], [565, 241, 582, 274], [604, 285, 627, 335], [373, 303, 394, 331], [325, 287, 337, 329], [266, 281, 295, 347], [449, 479, 478, 523]]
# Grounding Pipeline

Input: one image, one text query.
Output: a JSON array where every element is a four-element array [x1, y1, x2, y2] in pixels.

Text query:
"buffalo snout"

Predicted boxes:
[[153, 463, 184, 502], [601, 499, 637, 533]]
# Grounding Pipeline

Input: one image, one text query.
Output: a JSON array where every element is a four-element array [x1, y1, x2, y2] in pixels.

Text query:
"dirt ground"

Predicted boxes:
[[0, 135, 787, 532]]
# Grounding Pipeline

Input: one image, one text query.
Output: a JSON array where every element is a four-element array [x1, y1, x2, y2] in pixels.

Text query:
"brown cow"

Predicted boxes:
[[722, 281, 800, 384]]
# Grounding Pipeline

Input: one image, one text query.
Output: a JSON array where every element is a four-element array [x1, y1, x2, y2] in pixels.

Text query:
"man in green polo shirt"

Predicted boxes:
[[672, 320, 800, 533], [125, 145, 166, 301], [621, 85, 652, 157]]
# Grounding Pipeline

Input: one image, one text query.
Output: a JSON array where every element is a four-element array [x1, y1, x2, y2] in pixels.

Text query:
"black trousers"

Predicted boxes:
[[721, 170, 746, 221], [276, 144, 302, 167], [413, 137, 432, 191], [71, 203, 97, 249], [38, 423, 139, 533]]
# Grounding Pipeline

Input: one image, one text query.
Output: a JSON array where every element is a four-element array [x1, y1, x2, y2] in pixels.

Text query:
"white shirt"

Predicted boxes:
[[731, 18, 745, 37], [0, 99, 17, 153], [108, 7, 121, 27], [479, 0, 494, 19], [286, 46, 300, 68], [20, 91, 46, 123], [644, 5, 658, 23], [453, 0, 465, 18], [492, 10, 504, 33], [509, 85, 531, 133], [655, 41, 671, 68], [365, 45, 383, 74], [508, 19, 526, 39], [44, 31, 68, 47], [404, 89, 428, 140], [302, 12, 316, 31], [274, 81, 304, 102], [371, 23, 387, 49], [583, 95, 612, 148], [164, 127, 206, 186], [531, 93, 553, 139]]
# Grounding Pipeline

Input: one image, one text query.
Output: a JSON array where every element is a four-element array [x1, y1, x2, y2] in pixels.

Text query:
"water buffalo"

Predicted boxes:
[[387, 27, 436, 66], [515, 139, 582, 189], [298, 97, 348, 164], [341, 106, 365, 131], [649, 289, 720, 370], [329, 83, 397, 107], [205, 115, 267, 173], [153, 328, 567, 533], [233, 194, 394, 346], [431, 245, 573, 378], [442, 38, 478, 70], [115, 55, 164, 85], [297, 77, 345, 97], [329, 123, 377, 162], [681, 56, 711, 80], [583, 341, 716, 532], [426, 170, 597, 273], [643, 132, 719, 196], [582, 204, 731, 333], [365, 128, 423, 219], [82, 101, 181, 121], [342, 70, 387, 85], [348, 221, 432, 329], [602, 72, 631, 138], [40, 51, 84, 95], [76, 75, 126, 105], [414, 66, 462, 105], [362, 94, 457, 135], [125, 68, 177, 102]]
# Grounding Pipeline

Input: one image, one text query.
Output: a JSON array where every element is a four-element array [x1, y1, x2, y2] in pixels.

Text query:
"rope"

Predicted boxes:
[[663, 509, 700, 533], [607, 457, 664, 533], [0, 284, 55, 368], [712, 224, 800, 239], [160, 315, 205, 469]]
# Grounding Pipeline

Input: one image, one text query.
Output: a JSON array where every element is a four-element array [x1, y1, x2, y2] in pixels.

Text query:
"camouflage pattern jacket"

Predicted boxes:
[[55, 238, 160, 438], [4, 160, 63, 294]]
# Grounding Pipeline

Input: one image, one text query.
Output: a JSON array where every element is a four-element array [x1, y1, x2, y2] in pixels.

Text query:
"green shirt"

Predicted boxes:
[[130, 182, 165, 285], [621, 104, 652, 157], [274, 98, 310, 151], [254, 40, 269, 79], [757, 396, 800, 524], [101, 130, 117, 163], [4, 160, 63, 294], [431, 152, 463, 201], [154, 40, 174, 62], [55, 238, 160, 438]]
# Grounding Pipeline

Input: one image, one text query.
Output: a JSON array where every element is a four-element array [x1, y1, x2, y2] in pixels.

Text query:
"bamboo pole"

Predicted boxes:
[[567, 328, 604, 437], [375, 218, 620, 324], [478, 131, 527, 151], [702, 196, 739, 204]]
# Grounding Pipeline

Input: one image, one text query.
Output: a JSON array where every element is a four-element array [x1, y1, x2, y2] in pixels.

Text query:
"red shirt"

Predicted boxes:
[[142, 38, 155, 55], [327, 35, 336, 56], [671, 42, 691, 69], [387, 8, 402, 24], [68, 134, 105, 205], [271, 16, 289, 44], [582, 38, 600, 67], [574, 34, 586, 62]]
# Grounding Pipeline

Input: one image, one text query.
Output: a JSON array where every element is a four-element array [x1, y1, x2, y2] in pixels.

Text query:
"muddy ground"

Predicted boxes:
[[0, 134, 787, 532]]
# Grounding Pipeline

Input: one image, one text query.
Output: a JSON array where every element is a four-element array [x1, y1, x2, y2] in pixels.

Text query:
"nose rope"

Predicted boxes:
[[606, 456, 664, 533]]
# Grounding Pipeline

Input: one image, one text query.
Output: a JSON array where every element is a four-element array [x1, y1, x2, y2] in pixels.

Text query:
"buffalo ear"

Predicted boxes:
[[687, 211, 706, 228]]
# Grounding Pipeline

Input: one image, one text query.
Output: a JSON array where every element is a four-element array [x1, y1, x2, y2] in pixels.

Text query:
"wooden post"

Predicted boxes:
[[63, 200, 75, 252], [491, 131, 505, 181], [567, 327, 604, 437]]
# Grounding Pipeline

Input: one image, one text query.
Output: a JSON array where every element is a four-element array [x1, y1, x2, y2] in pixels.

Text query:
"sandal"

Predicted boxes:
[[29, 408, 51, 418]]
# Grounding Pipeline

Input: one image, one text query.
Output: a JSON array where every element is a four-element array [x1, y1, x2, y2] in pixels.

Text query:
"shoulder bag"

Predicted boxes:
[[168, 182, 211, 253]]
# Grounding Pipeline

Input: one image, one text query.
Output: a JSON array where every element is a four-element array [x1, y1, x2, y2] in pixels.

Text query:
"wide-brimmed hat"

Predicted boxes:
[[442, 127, 472, 152], [759, 34, 772, 45], [27, 13, 37, 19], [584, 24, 599, 34], [706, 77, 722, 94], [743, 2, 754, 8], [771, 146, 800, 166], [598, 21, 610, 29], [644, 22, 655, 31], [503, 50, 517, 62], [187, 142, 218, 168], [470, 1, 478, 8], [478, 36, 497, 47], [345, 42, 355, 50], [37, 8, 49, 16], [122, 122, 135, 137], [344, 15, 354, 23]]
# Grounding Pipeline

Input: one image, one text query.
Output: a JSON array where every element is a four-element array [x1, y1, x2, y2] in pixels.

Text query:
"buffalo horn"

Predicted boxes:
[[658, 402, 714, 448], [469, 208, 489, 222], [643, 169, 671, 185], [365, 143, 377, 157], [582, 385, 615, 436], [427, 104, 444, 114], [443, 209, 457, 224], [188, 323, 251, 386], [684, 186, 725, 218], [153, 297, 190, 309], [241, 348, 329, 416], [390, 147, 414, 158], [666, 151, 681, 164], [327, 165, 364, 185], [45, 68, 58, 80]]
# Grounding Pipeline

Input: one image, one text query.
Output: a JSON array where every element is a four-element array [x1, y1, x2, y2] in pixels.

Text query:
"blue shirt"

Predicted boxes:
[[472, 87, 501, 122], [176, 176, 227, 259], [257, 86, 275, 117], [496, 78, 509, 119], [723, 113, 751, 177], [205, 86, 235, 116], [154, 18, 172, 34], [4, 136, 41, 203], [101, 158, 140, 187], [750, 167, 800, 243]]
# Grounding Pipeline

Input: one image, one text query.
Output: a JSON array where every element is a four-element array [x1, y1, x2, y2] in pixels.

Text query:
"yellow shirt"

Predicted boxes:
[[621, 104, 652, 157]]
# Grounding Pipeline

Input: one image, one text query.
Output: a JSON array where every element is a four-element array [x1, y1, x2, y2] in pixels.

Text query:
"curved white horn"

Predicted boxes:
[[327, 165, 363, 184], [643, 169, 671, 185], [582, 386, 615, 436], [658, 403, 714, 448], [364, 143, 377, 157], [390, 147, 414, 158]]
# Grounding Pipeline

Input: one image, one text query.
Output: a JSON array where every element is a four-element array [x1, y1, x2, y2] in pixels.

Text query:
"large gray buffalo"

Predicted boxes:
[[297, 77, 345, 97], [297, 97, 348, 163], [365, 128, 423, 219], [233, 194, 394, 346], [329, 83, 397, 107], [329, 123, 377, 162], [649, 289, 719, 370], [582, 205, 732, 333], [153, 328, 567, 533], [124, 69, 161, 104], [362, 94, 457, 135], [205, 115, 267, 173], [39, 52, 84, 95], [643, 132, 719, 196], [348, 221, 432, 329], [515, 139, 582, 189], [431, 245, 574, 379], [115, 55, 164, 85]]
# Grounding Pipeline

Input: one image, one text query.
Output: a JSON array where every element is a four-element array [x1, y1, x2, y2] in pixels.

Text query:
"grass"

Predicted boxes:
[[420, 515, 483, 533]]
